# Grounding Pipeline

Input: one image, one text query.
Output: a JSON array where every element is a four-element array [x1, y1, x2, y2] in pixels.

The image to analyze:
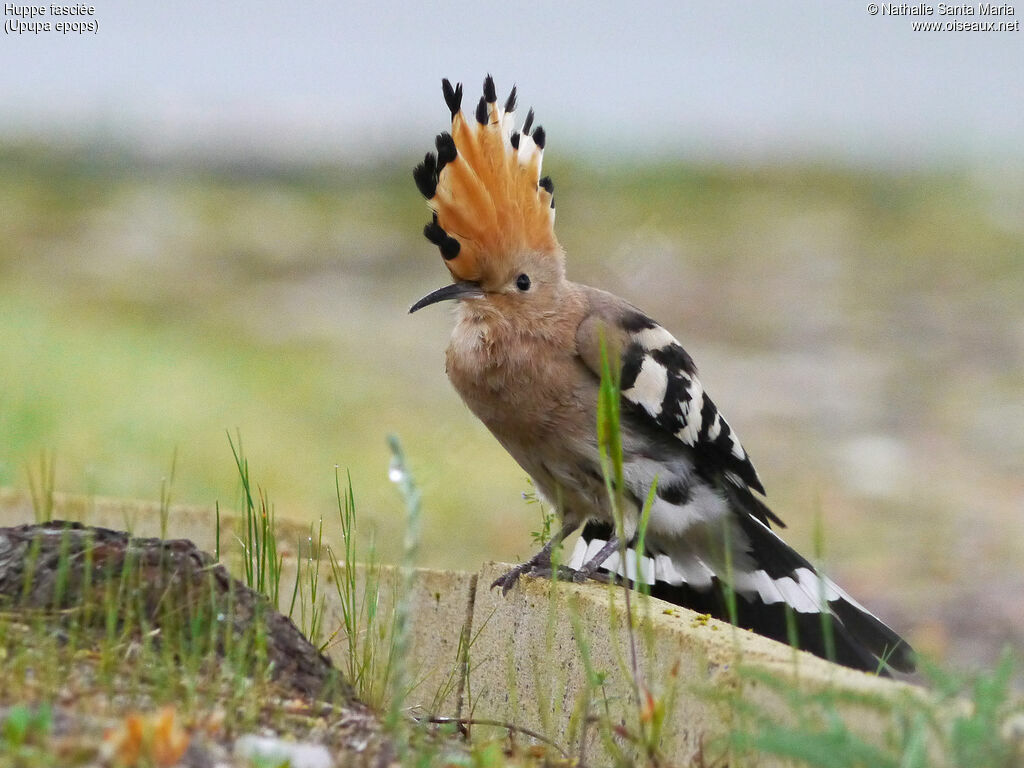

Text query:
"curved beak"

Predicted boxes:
[[409, 281, 484, 314]]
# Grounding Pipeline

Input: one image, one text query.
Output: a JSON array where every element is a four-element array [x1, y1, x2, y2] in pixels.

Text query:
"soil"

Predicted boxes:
[[0, 521, 389, 767]]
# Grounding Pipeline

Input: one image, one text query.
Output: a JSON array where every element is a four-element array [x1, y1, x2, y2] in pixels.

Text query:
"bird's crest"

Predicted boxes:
[[414, 76, 560, 283]]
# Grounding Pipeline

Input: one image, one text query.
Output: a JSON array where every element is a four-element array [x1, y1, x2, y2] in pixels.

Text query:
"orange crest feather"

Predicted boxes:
[[414, 76, 560, 282]]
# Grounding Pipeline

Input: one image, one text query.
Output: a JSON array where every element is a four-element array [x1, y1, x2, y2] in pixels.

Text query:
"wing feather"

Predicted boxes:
[[577, 290, 765, 495]]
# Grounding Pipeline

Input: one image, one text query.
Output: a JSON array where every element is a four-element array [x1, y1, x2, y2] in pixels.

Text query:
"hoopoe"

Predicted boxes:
[[410, 76, 915, 675]]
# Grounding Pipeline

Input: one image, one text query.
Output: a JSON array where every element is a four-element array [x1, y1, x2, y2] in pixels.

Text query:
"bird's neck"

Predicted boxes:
[[445, 282, 586, 401], [450, 281, 582, 356]]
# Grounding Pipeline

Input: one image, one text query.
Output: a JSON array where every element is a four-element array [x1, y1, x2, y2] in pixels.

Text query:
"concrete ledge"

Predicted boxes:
[[0, 490, 924, 765], [465, 562, 919, 765], [299, 558, 922, 764]]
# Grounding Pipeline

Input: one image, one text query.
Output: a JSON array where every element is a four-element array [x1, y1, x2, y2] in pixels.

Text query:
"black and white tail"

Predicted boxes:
[[568, 509, 915, 675]]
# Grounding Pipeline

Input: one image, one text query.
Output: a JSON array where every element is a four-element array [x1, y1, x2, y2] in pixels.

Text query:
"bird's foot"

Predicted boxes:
[[491, 563, 614, 594], [491, 561, 573, 594]]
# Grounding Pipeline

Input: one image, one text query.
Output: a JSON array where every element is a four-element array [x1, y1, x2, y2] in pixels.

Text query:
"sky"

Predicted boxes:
[[1, 1, 1022, 166]]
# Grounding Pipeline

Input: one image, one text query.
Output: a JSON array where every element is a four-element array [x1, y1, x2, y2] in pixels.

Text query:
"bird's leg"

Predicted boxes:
[[571, 535, 620, 582], [571, 533, 650, 587], [491, 522, 578, 595]]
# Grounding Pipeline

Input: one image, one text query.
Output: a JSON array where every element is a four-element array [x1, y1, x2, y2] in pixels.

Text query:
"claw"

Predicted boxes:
[[490, 569, 521, 594], [490, 563, 526, 593]]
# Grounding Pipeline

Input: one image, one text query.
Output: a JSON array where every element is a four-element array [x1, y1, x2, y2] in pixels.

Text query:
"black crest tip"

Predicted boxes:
[[441, 79, 463, 117], [439, 236, 460, 260], [413, 152, 438, 198], [423, 220, 461, 260], [423, 220, 446, 245], [475, 96, 488, 125], [504, 85, 517, 113], [532, 126, 546, 149], [483, 74, 497, 103], [539, 176, 554, 194], [435, 132, 457, 171], [510, 132, 521, 150], [522, 108, 535, 135]]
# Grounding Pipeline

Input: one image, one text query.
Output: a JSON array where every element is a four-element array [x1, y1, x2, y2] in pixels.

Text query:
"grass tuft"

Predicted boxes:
[[227, 430, 284, 605], [25, 452, 56, 524]]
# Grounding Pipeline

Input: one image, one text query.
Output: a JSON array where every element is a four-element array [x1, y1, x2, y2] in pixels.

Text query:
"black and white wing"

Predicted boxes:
[[613, 307, 768, 496], [572, 292, 915, 674]]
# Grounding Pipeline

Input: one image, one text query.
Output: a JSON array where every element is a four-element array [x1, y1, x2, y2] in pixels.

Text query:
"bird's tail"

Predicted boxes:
[[413, 75, 560, 283], [569, 509, 915, 675]]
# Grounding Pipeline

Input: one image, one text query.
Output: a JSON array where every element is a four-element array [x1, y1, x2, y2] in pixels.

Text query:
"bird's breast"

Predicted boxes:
[[445, 313, 592, 443]]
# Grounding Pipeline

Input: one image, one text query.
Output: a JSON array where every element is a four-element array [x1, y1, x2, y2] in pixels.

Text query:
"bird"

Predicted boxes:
[[409, 75, 915, 675]]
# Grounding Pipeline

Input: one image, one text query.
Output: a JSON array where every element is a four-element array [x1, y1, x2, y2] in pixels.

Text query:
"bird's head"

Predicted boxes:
[[409, 76, 565, 317]]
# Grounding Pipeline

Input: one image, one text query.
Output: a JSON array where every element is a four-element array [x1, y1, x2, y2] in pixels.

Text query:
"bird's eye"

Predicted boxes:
[[516, 274, 531, 291]]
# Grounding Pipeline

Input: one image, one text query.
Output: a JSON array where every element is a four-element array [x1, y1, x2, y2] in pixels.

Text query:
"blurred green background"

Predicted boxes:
[[1, 1, 1021, 676], [1, 143, 1021, 673]]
